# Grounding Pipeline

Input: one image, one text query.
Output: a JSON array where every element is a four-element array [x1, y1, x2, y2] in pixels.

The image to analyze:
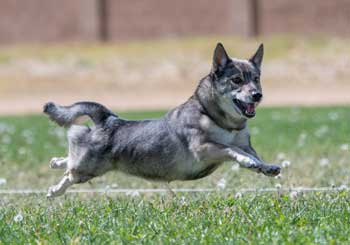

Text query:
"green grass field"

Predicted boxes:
[[1, 106, 350, 243]]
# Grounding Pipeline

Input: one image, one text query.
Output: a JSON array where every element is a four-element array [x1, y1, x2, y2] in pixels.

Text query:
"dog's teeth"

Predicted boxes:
[[246, 104, 255, 114]]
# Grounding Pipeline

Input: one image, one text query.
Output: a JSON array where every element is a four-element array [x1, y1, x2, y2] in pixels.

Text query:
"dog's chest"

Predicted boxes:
[[200, 116, 240, 145]]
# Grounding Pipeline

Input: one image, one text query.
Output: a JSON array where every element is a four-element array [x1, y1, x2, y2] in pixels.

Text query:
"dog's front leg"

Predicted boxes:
[[229, 146, 280, 176], [198, 143, 280, 176]]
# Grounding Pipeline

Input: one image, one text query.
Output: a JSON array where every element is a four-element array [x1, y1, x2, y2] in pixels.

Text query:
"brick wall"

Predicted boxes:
[[106, 0, 250, 40], [0, 0, 349, 43], [260, 0, 350, 35], [0, 0, 99, 43]]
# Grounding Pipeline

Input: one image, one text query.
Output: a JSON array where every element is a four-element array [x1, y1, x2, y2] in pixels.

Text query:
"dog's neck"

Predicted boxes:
[[194, 75, 247, 131]]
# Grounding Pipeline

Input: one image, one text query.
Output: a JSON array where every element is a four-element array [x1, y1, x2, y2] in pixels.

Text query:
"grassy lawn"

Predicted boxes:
[[1, 192, 350, 244], [0, 106, 350, 243]]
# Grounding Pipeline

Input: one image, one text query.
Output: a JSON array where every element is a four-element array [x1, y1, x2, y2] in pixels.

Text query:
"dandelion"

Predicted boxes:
[[14, 213, 23, 222], [231, 164, 239, 172], [281, 160, 291, 168], [339, 184, 348, 191], [0, 178, 6, 186], [340, 144, 349, 151], [18, 147, 27, 155], [126, 190, 140, 197], [289, 191, 298, 200], [180, 196, 187, 205], [274, 174, 282, 179], [328, 112, 339, 121], [79, 220, 84, 226], [319, 158, 329, 167], [217, 178, 226, 190], [235, 192, 242, 199], [314, 125, 329, 138], [275, 183, 282, 189]]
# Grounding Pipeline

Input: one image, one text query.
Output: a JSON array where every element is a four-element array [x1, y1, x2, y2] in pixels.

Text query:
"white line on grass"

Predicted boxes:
[[0, 186, 348, 195]]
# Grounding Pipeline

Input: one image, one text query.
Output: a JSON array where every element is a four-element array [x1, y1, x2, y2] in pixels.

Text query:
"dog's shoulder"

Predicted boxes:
[[166, 97, 204, 128]]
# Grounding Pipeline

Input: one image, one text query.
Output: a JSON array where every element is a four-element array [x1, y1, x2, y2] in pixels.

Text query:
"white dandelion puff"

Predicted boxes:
[[0, 178, 7, 186], [126, 190, 140, 197], [217, 178, 226, 190], [274, 174, 282, 179], [339, 184, 348, 191], [281, 160, 291, 168], [289, 191, 298, 200], [319, 158, 329, 167], [180, 196, 187, 205], [314, 125, 329, 138], [340, 144, 349, 151], [328, 112, 339, 121], [18, 147, 27, 155], [275, 183, 282, 189], [235, 192, 242, 199], [14, 213, 23, 222]]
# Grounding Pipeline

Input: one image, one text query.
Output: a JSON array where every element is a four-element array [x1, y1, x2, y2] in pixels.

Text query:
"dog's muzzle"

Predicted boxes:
[[233, 99, 257, 118]]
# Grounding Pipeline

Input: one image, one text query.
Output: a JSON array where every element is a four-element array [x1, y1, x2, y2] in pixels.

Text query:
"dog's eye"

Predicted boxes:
[[254, 77, 260, 83], [231, 77, 243, 85]]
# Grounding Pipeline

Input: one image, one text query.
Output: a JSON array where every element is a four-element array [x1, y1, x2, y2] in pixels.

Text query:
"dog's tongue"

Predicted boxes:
[[246, 104, 255, 114]]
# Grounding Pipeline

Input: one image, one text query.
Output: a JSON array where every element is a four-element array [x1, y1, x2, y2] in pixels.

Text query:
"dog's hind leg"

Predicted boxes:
[[47, 171, 74, 198], [47, 168, 97, 198], [50, 157, 68, 169]]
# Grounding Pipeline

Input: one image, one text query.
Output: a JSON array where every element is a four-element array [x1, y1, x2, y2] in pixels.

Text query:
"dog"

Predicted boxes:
[[44, 43, 281, 198]]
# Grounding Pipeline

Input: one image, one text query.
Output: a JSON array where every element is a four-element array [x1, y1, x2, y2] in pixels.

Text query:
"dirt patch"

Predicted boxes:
[[1, 38, 350, 115]]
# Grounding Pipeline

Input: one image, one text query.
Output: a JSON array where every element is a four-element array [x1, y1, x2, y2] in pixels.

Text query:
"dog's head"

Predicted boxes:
[[210, 43, 264, 119]]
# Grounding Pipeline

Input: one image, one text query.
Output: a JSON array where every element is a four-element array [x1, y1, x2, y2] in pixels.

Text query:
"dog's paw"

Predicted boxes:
[[50, 157, 62, 169], [261, 164, 281, 177], [49, 157, 58, 169], [46, 185, 65, 198], [46, 186, 56, 199]]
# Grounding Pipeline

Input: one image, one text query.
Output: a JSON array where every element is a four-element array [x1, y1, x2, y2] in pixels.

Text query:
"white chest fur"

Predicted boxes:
[[199, 115, 245, 146]]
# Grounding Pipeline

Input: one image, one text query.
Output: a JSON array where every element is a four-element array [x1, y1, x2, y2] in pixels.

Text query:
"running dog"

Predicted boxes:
[[44, 43, 281, 198]]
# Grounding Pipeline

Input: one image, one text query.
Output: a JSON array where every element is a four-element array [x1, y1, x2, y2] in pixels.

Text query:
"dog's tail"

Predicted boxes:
[[43, 101, 117, 127]]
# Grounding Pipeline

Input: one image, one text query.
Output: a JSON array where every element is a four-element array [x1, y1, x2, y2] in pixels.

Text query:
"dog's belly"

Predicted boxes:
[[180, 161, 222, 180], [115, 154, 221, 182]]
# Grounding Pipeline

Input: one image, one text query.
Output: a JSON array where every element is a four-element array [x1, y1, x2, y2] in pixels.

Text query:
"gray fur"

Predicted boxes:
[[44, 43, 280, 198]]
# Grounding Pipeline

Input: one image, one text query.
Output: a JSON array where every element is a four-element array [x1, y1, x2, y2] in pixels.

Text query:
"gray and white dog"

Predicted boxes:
[[44, 43, 281, 198]]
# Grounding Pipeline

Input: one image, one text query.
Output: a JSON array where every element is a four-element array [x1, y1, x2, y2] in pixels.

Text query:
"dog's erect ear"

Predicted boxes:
[[212, 43, 229, 73], [249, 43, 264, 69]]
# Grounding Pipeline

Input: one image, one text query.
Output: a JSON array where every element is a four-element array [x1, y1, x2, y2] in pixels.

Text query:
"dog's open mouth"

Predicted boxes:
[[233, 99, 256, 118]]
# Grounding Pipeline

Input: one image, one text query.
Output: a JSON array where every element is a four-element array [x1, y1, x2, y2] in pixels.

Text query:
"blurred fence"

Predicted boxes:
[[0, 0, 349, 43]]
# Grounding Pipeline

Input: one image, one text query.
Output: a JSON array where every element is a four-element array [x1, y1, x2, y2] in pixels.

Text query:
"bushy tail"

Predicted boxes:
[[43, 101, 117, 127]]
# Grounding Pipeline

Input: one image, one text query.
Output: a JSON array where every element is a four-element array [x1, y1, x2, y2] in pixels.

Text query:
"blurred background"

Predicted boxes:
[[0, 0, 349, 114]]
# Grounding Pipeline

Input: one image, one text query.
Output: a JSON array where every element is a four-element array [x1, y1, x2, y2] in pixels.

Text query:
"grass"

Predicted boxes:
[[0, 106, 350, 243], [1, 192, 350, 244]]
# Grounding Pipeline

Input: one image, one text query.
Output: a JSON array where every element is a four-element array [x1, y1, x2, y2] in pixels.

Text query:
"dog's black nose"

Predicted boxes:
[[252, 91, 263, 102]]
